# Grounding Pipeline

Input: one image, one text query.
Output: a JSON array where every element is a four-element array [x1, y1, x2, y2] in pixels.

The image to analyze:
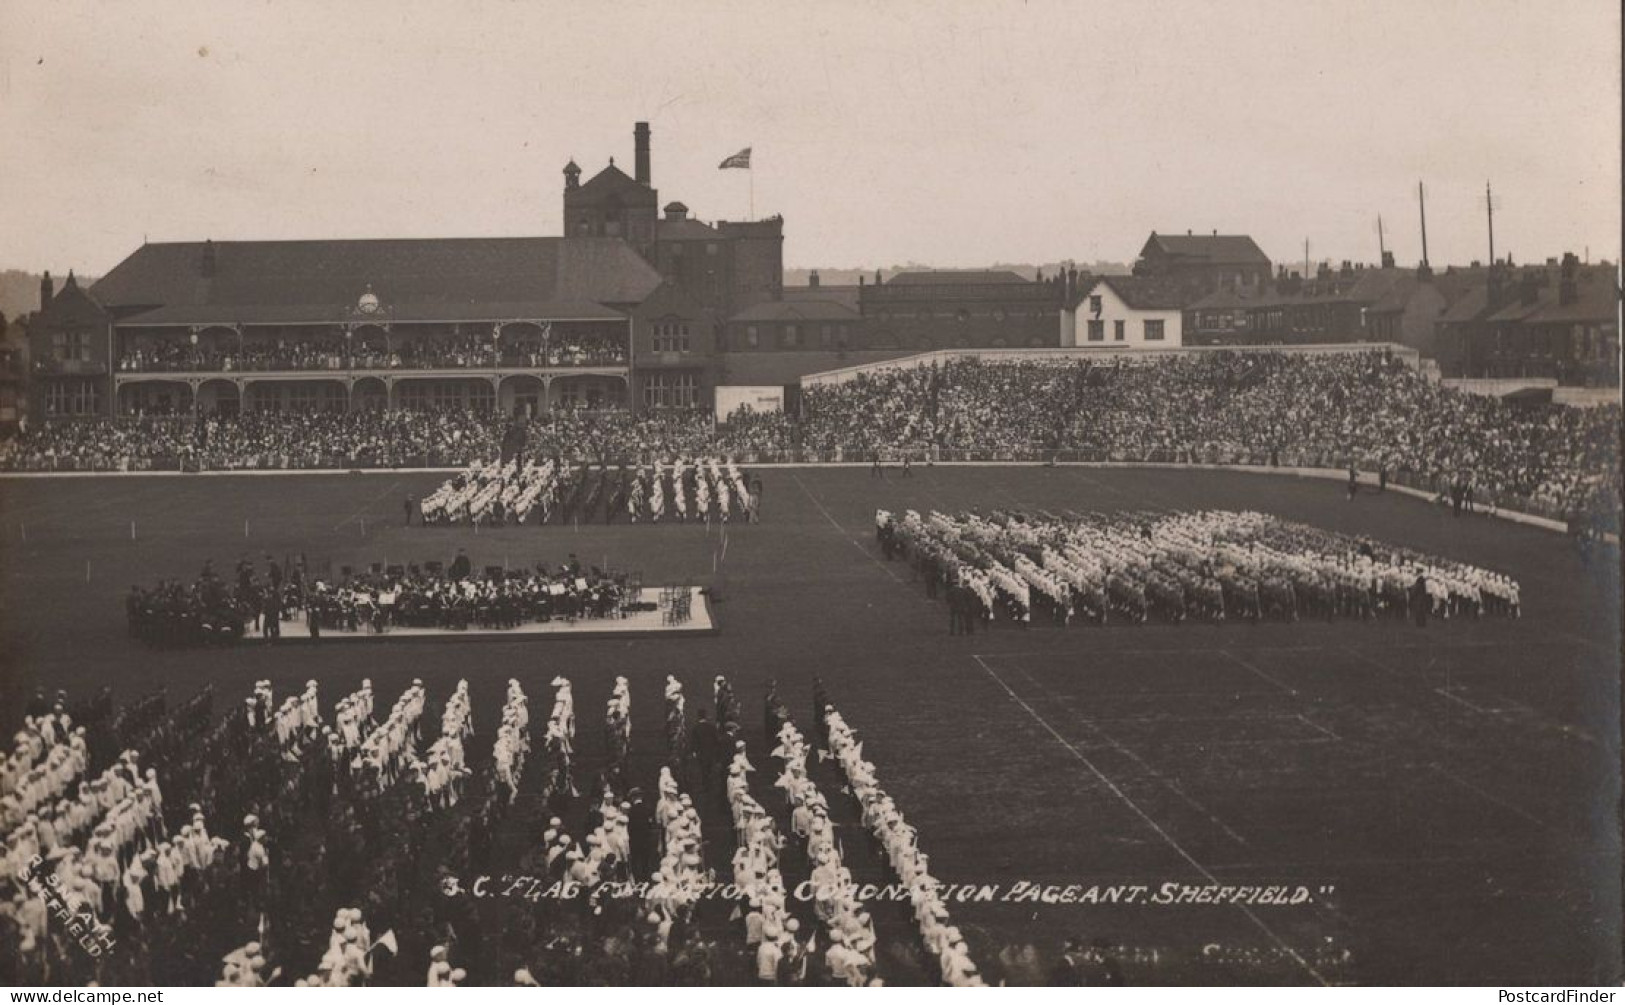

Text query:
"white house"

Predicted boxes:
[[1060, 276, 1194, 347]]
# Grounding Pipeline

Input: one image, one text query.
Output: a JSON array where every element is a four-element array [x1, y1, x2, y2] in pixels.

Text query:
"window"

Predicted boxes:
[[642, 372, 697, 409], [1114, 320, 1125, 341], [51, 331, 93, 363], [469, 382, 495, 413], [745, 326, 759, 348], [651, 322, 692, 353], [45, 381, 99, 416], [1144, 319, 1166, 341], [782, 324, 800, 349], [1086, 320, 1105, 342], [1088, 295, 1102, 314]]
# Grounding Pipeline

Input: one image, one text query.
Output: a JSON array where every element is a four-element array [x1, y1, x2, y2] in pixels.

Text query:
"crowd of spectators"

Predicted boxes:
[[0, 410, 720, 472], [798, 353, 1619, 522], [116, 331, 628, 374], [4, 351, 1618, 524]]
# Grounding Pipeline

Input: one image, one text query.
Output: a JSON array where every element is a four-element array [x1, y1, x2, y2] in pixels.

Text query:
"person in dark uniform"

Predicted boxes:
[[764, 680, 786, 740], [1346, 464, 1358, 501], [811, 677, 830, 749], [1409, 573, 1430, 627], [405, 495, 417, 527], [449, 549, 472, 582], [263, 590, 281, 641], [690, 709, 722, 790]]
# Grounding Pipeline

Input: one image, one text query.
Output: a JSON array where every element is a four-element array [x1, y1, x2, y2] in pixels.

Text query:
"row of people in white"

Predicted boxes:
[[724, 731, 798, 983], [493, 680, 530, 803], [825, 705, 985, 986], [541, 676, 577, 801], [414, 681, 471, 808], [3, 708, 82, 808], [647, 764, 707, 940], [352, 680, 427, 788], [272, 680, 322, 751], [1, 727, 90, 833], [772, 718, 877, 985]]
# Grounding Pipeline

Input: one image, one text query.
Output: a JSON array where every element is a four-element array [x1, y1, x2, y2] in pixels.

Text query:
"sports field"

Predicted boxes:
[[1, 465, 1619, 985]]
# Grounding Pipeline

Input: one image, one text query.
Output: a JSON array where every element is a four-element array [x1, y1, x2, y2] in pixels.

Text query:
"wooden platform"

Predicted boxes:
[[276, 587, 715, 643]]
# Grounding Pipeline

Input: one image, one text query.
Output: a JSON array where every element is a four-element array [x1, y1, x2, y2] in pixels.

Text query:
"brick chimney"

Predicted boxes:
[[1559, 252, 1579, 306], [809, 270, 820, 288], [201, 239, 218, 278], [634, 122, 651, 186]]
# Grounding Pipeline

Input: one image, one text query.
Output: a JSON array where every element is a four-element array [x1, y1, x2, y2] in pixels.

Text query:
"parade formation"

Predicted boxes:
[[0, 673, 987, 986], [877, 508, 1522, 630], [418, 456, 760, 527]]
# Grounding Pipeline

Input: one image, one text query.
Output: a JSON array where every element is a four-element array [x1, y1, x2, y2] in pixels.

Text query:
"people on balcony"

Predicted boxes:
[[116, 331, 629, 373]]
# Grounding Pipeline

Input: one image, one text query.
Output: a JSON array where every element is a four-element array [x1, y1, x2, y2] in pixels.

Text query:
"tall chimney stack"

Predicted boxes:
[[39, 271, 54, 310], [634, 122, 651, 186]]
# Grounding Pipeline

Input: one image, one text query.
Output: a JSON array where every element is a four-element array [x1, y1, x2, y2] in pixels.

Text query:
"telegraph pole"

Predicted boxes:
[[1418, 181, 1430, 268], [1486, 181, 1496, 266]]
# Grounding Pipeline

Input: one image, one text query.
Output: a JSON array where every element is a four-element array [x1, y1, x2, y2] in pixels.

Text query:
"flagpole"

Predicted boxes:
[[749, 167, 755, 222]]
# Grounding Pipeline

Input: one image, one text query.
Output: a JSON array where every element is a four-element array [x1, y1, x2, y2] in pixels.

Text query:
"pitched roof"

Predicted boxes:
[[573, 163, 656, 204], [728, 298, 860, 324], [1081, 275, 1208, 311], [90, 237, 663, 324], [1143, 233, 1271, 266], [1514, 271, 1620, 324], [884, 270, 1030, 286], [1437, 284, 1491, 324]]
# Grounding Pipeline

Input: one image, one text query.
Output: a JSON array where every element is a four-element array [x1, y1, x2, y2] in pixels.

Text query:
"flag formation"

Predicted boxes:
[[718, 147, 752, 170]]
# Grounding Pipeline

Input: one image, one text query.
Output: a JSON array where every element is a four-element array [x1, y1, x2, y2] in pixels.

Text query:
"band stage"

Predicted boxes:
[[276, 587, 715, 643]]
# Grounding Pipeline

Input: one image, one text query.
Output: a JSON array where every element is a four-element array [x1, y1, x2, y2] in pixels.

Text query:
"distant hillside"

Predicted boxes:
[[784, 261, 1131, 286], [0, 270, 100, 324]]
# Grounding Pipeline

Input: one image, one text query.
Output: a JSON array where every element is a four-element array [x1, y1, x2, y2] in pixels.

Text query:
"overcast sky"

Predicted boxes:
[[1, 0, 1619, 277]]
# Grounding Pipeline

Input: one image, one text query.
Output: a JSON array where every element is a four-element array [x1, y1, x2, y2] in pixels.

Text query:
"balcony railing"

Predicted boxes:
[[33, 359, 108, 376], [114, 349, 631, 374]]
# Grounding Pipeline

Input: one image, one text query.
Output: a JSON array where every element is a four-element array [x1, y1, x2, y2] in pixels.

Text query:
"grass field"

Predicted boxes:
[[1, 465, 1619, 985]]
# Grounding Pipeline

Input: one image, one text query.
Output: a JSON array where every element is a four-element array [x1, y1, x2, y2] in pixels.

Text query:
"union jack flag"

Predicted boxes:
[[718, 147, 752, 170]]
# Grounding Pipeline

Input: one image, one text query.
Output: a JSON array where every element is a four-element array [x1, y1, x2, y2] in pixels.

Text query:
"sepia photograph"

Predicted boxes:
[[0, 0, 1619, 990]]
